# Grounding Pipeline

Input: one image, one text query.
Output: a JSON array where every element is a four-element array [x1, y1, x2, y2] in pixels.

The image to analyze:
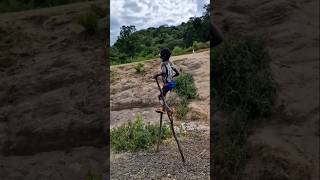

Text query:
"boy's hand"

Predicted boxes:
[[153, 73, 161, 79], [153, 74, 157, 79]]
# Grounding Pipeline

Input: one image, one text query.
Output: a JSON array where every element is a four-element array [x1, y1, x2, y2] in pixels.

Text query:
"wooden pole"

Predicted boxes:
[[156, 112, 163, 152]]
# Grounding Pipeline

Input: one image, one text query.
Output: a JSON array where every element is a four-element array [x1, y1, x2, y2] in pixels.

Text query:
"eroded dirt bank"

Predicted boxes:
[[213, 0, 319, 179], [0, 1, 108, 179]]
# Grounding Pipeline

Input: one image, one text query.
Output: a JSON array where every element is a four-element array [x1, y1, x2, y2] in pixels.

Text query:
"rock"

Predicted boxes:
[[186, 102, 208, 121]]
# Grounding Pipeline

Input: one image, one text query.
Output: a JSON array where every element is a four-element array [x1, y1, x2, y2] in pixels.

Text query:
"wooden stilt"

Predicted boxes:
[[168, 113, 185, 164], [154, 77, 186, 164], [156, 112, 163, 152]]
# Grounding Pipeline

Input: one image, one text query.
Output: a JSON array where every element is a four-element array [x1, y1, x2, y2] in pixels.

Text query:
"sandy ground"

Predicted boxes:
[[214, 0, 319, 179], [110, 50, 210, 179]]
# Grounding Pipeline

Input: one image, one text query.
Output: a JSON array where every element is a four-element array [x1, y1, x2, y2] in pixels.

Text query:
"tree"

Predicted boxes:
[[119, 25, 136, 39]]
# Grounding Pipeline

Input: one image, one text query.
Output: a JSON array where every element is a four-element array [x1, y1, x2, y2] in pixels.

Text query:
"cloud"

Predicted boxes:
[[110, 0, 209, 45], [123, 1, 142, 12]]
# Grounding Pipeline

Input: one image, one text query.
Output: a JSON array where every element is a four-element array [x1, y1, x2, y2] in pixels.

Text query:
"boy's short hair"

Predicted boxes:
[[160, 48, 171, 61]]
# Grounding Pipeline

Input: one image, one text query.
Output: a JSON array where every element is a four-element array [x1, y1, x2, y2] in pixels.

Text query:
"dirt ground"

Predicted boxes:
[[110, 50, 210, 179], [214, 0, 319, 179]]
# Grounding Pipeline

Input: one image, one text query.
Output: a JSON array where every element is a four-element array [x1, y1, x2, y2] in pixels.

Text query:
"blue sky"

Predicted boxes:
[[110, 0, 209, 45]]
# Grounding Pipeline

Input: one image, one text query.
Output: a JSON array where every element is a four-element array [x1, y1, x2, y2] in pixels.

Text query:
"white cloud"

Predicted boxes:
[[110, 0, 209, 45]]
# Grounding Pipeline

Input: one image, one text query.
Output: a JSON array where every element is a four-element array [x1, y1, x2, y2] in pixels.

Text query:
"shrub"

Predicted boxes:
[[78, 12, 99, 35], [212, 35, 277, 178], [175, 97, 189, 120], [212, 35, 277, 117], [175, 74, 197, 100], [110, 115, 171, 152], [172, 46, 184, 55], [134, 62, 144, 74], [174, 74, 197, 120], [192, 41, 209, 51]]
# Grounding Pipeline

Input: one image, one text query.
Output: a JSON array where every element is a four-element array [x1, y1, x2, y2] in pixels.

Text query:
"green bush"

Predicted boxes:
[[110, 115, 171, 152], [78, 12, 99, 35], [175, 97, 189, 120], [134, 62, 144, 73], [212, 36, 277, 178], [172, 46, 184, 55], [212, 35, 277, 117], [176, 74, 197, 100], [174, 74, 197, 120], [192, 41, 209, 51]]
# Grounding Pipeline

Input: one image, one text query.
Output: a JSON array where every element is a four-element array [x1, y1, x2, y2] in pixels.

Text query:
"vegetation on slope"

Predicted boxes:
[[211, 35, 277, 179], [110, 115, 171, 152]]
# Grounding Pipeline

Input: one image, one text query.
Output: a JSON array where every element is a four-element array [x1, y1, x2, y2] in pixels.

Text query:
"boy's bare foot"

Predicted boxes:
[[155, 107, 165, 113]]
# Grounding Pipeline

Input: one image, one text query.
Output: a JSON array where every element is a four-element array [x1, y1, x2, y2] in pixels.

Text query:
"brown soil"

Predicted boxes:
[[214, 0, 319, 179]]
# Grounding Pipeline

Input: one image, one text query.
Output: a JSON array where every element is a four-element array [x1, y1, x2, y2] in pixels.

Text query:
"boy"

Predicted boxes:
[[153, 48, 179, 113]]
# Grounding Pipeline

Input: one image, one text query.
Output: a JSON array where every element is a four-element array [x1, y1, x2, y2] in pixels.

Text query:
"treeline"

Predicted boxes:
[[0, 0, 90, 13], [111, 4, 210, 65]]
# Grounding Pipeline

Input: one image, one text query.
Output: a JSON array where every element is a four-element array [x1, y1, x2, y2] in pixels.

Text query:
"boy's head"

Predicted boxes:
[[160, 48, 171, 61]]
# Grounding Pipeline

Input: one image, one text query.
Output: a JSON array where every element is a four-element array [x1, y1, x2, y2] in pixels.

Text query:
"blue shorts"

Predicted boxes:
[[162, 80, 176, 96]]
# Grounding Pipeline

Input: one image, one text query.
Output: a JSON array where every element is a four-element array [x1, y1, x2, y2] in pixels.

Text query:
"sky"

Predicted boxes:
[[110, 0, 209, 45]]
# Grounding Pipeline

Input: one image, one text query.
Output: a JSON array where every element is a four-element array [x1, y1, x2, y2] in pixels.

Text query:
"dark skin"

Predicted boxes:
[[153, 68, 179, 79]]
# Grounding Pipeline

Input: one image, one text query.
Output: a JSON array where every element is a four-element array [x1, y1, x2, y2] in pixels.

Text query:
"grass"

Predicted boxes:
[[134, 62, 144, 74], [175, 97, 189, 120], [110, 115, 171, 152], [85, 170, 103, 180], [211, 35, 277, 179]]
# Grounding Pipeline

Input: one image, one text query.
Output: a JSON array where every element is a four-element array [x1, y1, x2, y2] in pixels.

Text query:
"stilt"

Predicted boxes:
[[168, 113, 185, 164], [154, 77, 186, 164], [156, 112, 163, 152]]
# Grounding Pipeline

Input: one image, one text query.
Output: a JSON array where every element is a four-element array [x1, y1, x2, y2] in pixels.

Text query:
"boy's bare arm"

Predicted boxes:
[[153, 72, 165, 78], [172, 66, 179, 77]]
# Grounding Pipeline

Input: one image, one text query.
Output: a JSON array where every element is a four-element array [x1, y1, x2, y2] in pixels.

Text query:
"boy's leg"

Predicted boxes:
[[156, 85, 169, 113]]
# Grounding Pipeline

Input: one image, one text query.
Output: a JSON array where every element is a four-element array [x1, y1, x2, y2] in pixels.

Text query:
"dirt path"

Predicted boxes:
[[214, 0, 319, 179], [110, 50, 210, 179], [111, 133, 209, 179]]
